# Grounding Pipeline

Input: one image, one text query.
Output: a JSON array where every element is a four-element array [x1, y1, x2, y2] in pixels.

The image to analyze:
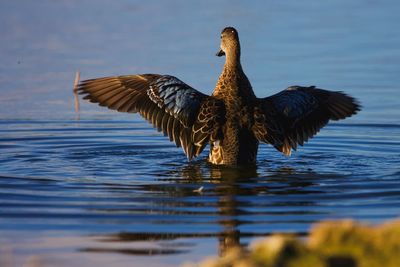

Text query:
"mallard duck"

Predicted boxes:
[[78, 27, 360, 165]]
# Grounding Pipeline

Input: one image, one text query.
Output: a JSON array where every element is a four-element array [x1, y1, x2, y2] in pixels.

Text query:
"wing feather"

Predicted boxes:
[[253, 86, 360, 155], [79, 74, 224, 160]]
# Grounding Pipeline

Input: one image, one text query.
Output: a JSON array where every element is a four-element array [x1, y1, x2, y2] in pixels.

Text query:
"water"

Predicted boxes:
[[1, 1, 400, 266]]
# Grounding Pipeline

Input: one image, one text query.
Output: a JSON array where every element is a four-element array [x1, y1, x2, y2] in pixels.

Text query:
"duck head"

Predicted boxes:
[[216, 27, 240, 58]]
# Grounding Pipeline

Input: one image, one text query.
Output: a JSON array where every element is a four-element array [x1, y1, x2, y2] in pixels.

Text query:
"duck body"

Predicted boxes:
[[210, 51, 258, 165], [78, 27, 360, 166]]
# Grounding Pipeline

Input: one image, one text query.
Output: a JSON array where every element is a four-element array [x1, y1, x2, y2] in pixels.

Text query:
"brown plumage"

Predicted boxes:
[[78, 26, 360, 166]]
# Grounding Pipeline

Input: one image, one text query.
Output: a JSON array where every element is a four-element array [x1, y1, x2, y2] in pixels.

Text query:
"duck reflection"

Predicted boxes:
[[82, 162, 322, 256], [207, 164, 259, 254], [179, 163, 316, 255]]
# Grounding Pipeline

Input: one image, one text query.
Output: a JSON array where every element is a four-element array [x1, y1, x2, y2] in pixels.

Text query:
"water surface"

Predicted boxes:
[[0, 1, 400, 266]]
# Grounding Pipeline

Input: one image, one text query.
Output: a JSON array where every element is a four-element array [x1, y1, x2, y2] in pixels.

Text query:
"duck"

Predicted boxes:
[[78, 26, 360, 166]]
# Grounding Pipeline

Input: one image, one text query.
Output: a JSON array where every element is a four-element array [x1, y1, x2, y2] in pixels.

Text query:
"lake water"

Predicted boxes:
[[0, 1, 399, 266]]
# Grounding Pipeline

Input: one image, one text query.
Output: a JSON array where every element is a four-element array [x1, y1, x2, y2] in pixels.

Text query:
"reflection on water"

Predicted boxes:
[[78, 164, 322, 257]]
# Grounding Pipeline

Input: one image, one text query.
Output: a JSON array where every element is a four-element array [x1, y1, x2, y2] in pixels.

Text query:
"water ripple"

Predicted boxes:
[[0, 119, 399, 262]]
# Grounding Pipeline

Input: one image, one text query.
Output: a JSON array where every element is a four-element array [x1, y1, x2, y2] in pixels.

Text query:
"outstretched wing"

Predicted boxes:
[[253, 86, 360, 155], [78, 74, 224, 159]]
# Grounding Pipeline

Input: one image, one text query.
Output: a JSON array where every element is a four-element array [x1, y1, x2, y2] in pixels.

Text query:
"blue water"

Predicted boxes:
[[0, 1, 400, 266]]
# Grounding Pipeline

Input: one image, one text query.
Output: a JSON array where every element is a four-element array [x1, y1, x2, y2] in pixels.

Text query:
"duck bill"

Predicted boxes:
[[216, 49, 225, 57]]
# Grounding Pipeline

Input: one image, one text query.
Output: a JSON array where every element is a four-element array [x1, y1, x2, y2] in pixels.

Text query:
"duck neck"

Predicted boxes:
[[214, 48, 248, 99], [224, 48, 242, 71]]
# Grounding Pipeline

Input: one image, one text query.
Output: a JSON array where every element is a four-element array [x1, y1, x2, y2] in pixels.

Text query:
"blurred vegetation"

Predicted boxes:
[[184, 219, 400, 267]]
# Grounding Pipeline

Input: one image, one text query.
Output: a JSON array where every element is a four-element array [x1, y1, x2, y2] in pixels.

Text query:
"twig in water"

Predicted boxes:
[[73, 71, 80, 114]]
